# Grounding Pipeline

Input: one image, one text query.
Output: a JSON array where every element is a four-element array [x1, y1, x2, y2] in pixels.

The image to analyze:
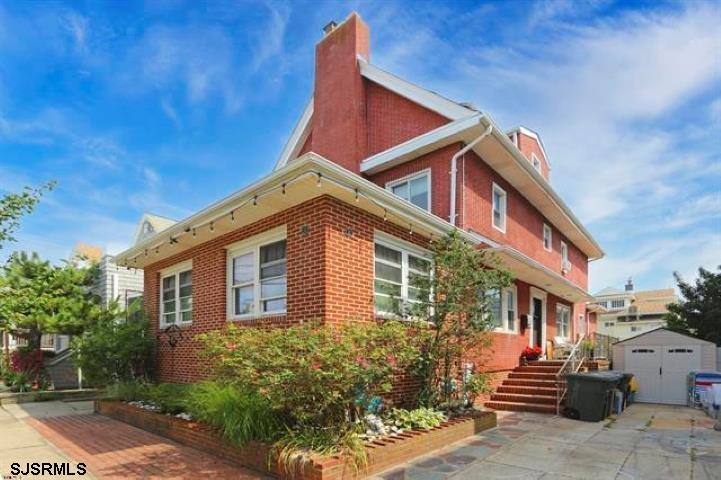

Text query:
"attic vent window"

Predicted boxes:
[[530, 153, 542, 173]]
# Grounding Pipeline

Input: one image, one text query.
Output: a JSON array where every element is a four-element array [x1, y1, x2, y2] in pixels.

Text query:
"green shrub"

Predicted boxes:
[[274, 425, 367, 477], [143, 383, 190, 415], [386, 407, 445, 430], [106, 380, 151, 402], [464, 372, 493, 406], [184, 382, 283, 445], [198, 320, 423, 427], [71, 314, 153, 386]]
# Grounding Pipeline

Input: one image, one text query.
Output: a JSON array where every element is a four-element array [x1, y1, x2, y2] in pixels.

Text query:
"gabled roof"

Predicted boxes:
[[273, 97, 313, 170], [507, 125, 551, 167], [613, 327, 715, 346], [594, 286, 627, 297], [133, 213, 177, 245]]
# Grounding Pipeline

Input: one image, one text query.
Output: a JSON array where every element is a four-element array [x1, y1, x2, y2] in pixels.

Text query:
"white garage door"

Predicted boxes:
[[625, 345, 701, 405]]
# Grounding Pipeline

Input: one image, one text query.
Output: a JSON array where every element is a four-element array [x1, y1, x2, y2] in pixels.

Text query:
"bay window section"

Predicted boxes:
[[228, 231, 287, 319], [374, 238, 430, 317], [485, 286, 517, 332], [160, 264, 193, 327]]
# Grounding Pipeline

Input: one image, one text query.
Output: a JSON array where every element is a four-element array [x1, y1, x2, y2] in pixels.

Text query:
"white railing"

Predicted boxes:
[[555, 334, 587, 415]]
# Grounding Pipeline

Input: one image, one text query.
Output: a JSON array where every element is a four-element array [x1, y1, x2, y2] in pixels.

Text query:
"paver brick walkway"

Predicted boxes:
[[25, 412, 266, 479]]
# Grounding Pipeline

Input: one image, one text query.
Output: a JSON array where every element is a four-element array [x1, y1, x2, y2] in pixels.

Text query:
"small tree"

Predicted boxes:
[[666, 266, 721, 346], [403, 229, 512, 408], [0, 252, 108, 383], [0, 182, 55, 250]]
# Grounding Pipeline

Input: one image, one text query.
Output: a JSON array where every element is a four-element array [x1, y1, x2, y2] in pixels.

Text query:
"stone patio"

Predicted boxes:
[[374, 404, 721, 480]]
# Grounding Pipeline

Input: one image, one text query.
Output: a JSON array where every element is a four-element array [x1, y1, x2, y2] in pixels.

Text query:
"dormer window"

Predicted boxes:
[[387, 170, 430, 211], [530, 153, 542, 173]]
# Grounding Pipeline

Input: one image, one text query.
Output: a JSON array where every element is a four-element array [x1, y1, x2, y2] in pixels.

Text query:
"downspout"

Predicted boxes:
[[449, 123, 493, 226]]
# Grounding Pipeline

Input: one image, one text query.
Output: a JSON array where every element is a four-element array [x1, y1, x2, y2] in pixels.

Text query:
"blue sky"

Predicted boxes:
[[0, 0, 718, 293]]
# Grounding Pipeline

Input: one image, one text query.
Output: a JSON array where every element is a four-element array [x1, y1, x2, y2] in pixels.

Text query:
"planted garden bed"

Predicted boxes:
[[96, 399, 496, 479]]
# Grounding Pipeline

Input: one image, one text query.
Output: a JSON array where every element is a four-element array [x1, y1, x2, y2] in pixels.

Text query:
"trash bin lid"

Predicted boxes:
[[565, 372, 624, 383]]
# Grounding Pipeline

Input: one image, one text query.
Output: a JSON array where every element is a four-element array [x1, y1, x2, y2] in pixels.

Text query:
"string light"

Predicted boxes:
[[123, 169, 439, 266], [144, 249, 148, 257], [409, 224, 414, 236]]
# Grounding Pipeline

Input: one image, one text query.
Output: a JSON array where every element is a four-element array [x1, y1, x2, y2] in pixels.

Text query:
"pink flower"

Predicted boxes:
[[355, 355, 369, 368], [386, 354, 397, 367], [225, 342, 238, 351], [311, 363, 322, 370]]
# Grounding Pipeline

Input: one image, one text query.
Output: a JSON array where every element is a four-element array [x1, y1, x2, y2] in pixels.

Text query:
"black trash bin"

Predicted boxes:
[[563, 371, 623, 422]]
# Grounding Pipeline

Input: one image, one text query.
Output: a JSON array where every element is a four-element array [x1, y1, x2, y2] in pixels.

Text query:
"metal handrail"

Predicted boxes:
[[555, 334, 586, 415]]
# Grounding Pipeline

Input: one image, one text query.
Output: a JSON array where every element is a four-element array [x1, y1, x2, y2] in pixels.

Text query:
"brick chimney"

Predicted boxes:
[[311, 13, 369, 173]]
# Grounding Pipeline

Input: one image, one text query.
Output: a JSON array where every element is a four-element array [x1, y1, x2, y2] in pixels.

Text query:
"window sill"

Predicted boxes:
[[493, 328, 519, 335], [492, 224, 506, 234], [228, 311, 287, 322], [159, 321, 193, 329]]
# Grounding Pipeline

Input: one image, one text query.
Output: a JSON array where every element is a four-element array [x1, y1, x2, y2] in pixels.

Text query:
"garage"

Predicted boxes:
[[613, 328, 718, 405]]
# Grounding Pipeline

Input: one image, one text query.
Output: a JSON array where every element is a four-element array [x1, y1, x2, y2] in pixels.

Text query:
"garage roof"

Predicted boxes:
[[613, 327, 716, 346]]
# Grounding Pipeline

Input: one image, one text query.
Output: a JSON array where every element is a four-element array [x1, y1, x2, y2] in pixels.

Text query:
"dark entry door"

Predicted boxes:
[[532, 298, 543, 347]]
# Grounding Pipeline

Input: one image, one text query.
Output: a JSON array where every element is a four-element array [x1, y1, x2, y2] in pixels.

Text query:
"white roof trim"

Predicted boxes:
[[361, 113, 483, 173], [506, 126, 551, 167], [359, 60, 474, 121], [358, 112, 603, 260], [273, 97, 313, 171], [115, 153, 500, 268]]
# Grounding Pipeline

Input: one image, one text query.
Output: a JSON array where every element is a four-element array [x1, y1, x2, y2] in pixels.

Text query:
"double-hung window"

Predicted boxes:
[[543, 224, 552, 251], [560, 241, 570, 271], [374, 235, 430, 316], [492, 183, 507, 233], [556, 304, 571, 338], [387, 171, 430, 211], [228, 229, 287, 319], [160, 262, 193, 327], [486, 286, 517, 332], [611, 299, 625, 309]]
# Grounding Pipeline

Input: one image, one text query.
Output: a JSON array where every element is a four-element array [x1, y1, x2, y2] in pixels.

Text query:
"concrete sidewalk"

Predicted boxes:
[[0, 401, 94, 479], [375, 403, 721, 480]]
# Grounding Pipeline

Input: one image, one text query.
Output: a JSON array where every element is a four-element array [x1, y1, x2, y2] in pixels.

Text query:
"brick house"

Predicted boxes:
[[115, 13, 603, 411]]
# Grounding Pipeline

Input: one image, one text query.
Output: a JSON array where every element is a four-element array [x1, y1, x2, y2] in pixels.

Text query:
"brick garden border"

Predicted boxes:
[[95, 400, 496, 479]]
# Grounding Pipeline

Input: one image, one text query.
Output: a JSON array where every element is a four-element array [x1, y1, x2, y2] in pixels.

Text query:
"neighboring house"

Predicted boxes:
[[594, 279, 677, 340], [114, 14, 603, 408]]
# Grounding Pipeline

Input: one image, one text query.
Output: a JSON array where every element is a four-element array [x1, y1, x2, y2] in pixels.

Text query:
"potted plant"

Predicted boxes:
[[520, 346, 542, 365]]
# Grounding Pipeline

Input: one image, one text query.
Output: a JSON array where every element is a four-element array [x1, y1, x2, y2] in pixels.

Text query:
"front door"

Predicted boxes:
[[533, 298, 543, 347]]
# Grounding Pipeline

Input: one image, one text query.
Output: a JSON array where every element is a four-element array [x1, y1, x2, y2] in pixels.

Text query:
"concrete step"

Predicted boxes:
[[496, 385, 559, 396], [490, 393, 557, 405], [503, 379, 558, 388], [508, 372, 557, 380], [514, 365, 561, 374], [484, 400, 556, 414]]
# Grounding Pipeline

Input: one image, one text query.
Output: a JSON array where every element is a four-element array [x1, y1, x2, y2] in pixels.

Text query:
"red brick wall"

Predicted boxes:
[[311, 14, 369, 173], [460, 150, 588, 290], [145, 196, 427, 383], [516, 132, 550, 182], [366, 82, 449, 156], [367, 143, 461, 223]]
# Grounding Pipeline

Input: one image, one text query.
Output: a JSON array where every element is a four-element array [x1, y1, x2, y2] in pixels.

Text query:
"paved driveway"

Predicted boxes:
[[375, 404, 721, 480], [1, 400, 265, 480]]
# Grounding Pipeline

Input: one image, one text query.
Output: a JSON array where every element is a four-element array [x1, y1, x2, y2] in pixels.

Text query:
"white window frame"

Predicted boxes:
[[560, 241, 570, 271], [611, 299, 625, 309], [556, 303, 571, 339], [373, 231, 431, 318], [491, 182, 507, 233], [159, 260, 193, 328], [530, 153, 542, 173], [493, 285, 518, 334], [226, 226, 287, 320], [543, 223, 552, 252], [386, 169, 431, 212]]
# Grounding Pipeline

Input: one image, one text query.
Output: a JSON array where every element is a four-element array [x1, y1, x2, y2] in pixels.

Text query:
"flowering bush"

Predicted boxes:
[[198, 320, 423, 427], [521, 346, 542, 361]]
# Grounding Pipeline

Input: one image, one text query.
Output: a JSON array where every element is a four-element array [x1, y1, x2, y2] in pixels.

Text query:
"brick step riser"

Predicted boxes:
[[508, 373, 557, 380], [484, 401, 556, 414], [490, 394, 557, 405], [496, 386, 559, 396], [514, 366, 560, 373], [528, 361, 565, 367], [503, 379, 558, 388]]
